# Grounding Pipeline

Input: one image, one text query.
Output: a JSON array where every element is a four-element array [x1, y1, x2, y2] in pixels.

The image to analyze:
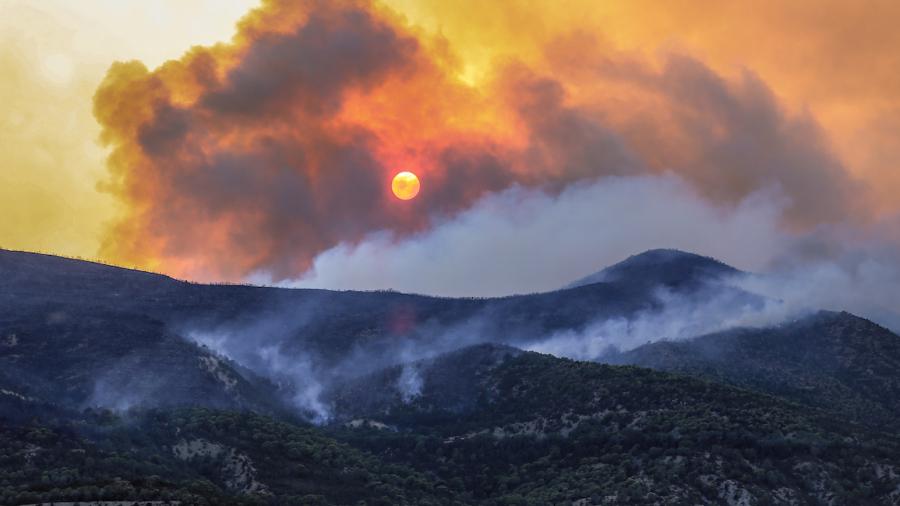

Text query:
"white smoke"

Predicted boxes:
[[180, 303, 498, 422], [285, 174, 787, 297], [257, 344, 330, 423], [737, 249, 900, 333], [526, 282, 810, 360], [187, 317, 332, 422], [396, 364, 423, 403], [185, 175, 900, 420]]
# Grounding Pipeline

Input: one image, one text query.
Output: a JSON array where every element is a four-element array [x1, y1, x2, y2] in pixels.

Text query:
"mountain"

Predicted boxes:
[[0, 301, 285, 417], [329, 345, 900, 504], [328, 343, 524, 422], [0, 247, 745, 414], [606, 311, 900, 428], [566, 249, 740, 289], [0, 408, 455, 506], [5, 248, 900, 504], [5, 345, 900, 505], [0, 249, 287, 416]]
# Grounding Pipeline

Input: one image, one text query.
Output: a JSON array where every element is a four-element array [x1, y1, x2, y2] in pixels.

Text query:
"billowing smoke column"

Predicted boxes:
[[94, 0, 868, 282]]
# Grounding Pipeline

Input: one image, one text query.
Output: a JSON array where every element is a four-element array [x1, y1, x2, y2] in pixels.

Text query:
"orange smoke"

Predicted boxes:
[[94, 0, 869, 281]]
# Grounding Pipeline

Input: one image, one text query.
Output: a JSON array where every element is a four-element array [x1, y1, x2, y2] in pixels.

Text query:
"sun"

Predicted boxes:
[[391, 171, 420, 200]]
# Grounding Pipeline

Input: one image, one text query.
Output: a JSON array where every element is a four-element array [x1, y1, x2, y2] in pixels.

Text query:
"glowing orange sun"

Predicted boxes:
[[391, 171, 420, 200]]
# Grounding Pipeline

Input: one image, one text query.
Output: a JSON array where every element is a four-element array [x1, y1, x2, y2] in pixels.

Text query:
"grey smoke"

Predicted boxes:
[[525, 282, 811, 360], [397, 364, 423, 403], [183, 301, 333, 421], [190, 330, 330, 422], [528, 219, 900, 360], [287, 172, 899, 325], [181, 300, 497, 421], [285, 174, 787, 297], [258, 344, 330, 423], [180, 174, 900, 421], [738, 234, 900, 333]]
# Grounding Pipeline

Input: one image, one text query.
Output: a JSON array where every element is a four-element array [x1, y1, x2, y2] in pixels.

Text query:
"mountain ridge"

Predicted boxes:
[[0, 246, 749, 415], [566, 248, 740, 290], [2, 246, 740, 297], [330, 344, 900, 504], [607, 310, 900, 428], [4, 247, 900, 504]]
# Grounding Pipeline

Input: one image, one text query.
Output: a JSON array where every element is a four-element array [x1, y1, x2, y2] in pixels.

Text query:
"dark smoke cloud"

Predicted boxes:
[[94, 0, 869, 283], [528, 46, 868, 226]]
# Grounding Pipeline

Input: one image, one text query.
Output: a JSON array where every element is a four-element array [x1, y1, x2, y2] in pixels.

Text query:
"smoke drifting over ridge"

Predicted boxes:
[[93, 0, 876, 284], [288, 175, 787, 297], [290, 174, 900, 335]]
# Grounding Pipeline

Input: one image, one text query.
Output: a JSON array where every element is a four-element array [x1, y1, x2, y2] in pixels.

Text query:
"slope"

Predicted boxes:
[[607, 310, 900, 428], [330, 345, 900, 505]]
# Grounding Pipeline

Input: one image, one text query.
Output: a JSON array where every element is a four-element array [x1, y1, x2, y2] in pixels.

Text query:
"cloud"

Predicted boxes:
[[92, 0, 866, 285], [601, 54, 865, 226]]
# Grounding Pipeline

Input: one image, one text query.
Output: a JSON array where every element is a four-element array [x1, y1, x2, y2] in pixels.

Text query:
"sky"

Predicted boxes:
[[3, 0, 900, 296]]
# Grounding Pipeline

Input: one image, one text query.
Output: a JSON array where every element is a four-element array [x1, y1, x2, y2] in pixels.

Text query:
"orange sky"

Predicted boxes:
[[2, 0, 899, 278], [389, 0, 900, 205]]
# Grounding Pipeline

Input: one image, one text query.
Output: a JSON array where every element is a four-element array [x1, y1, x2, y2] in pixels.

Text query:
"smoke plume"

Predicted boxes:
[[93, 0, 870, 284]]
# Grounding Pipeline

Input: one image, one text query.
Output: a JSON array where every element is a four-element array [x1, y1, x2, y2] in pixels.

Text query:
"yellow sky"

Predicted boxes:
[[3, 0, 899, 261], [0, 0, 258, 259]]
